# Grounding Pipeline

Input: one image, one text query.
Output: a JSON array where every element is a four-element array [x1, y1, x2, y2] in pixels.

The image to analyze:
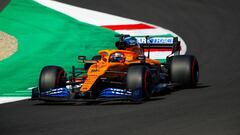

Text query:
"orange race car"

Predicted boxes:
[[32, 34, 199, 102]]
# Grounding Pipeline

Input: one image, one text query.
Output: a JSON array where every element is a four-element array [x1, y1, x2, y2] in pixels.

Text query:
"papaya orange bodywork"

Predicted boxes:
[[80, 47, 161, 92]]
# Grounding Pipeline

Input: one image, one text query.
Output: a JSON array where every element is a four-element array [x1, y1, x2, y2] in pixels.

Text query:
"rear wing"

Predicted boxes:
[[115, 34, 181, 60], [135, 36, 179, 49]]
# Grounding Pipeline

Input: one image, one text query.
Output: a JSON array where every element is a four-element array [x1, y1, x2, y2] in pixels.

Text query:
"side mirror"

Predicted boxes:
[[78, 56, 86, 62], [78, 56, 86, 60], [137, 55, 145, 60], [137, 55, 146, 63]]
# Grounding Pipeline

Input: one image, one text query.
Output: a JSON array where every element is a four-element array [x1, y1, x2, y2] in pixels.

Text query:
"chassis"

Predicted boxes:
[[32, 35, 199, 103]]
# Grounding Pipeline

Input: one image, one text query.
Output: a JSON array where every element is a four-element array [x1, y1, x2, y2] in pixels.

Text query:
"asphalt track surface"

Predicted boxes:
[[1, 0, 240, 135]]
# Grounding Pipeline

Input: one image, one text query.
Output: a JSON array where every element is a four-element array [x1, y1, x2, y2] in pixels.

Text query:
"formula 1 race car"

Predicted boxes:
[[32, 34, 199, 103]]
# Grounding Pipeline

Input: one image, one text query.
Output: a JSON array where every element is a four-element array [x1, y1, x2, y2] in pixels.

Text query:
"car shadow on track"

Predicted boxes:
[[32, 97, 165, 106], [171, 83, 211, 91], [99, 97, 165, 106], [152, 83, 211, 97], [31, 83, 210, 106]]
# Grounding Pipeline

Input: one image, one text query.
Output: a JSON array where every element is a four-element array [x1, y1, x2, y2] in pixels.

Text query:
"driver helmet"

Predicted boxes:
[[110, 52, 124, 62], [124, 37, 139, 47]]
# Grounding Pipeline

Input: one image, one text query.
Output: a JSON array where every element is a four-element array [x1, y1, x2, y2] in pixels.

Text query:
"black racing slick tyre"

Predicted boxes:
[[39, 66, 66, 92], [127, 65, 153, 100], [170, 55, 199, 87]]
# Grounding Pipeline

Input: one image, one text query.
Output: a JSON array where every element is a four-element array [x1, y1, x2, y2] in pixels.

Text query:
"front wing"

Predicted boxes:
[[32, 87, 144, 102]]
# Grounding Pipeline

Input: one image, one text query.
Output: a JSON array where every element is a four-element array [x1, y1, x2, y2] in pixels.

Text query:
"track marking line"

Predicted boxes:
[[0, 97, 29, 104], [15, 91, 32, 93], [35, 0, 187, 56], [102, 23, 156, 30], [0, 0, 189, 104]]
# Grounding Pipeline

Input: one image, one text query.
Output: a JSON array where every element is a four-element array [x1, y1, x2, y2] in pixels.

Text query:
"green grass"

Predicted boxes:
[[0, 0, 117, 96]]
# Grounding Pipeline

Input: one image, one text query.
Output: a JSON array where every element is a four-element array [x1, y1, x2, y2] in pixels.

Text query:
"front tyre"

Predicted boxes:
[[39, 66, 66, 93], [127, 65, 153, 101]]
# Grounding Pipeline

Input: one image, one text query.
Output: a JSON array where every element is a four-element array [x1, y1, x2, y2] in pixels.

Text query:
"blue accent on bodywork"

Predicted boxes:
[[41, 88, 70, 97], [124, 37, 138, 46], [100, 88, 145, 102], [131, 88, 142, 99], [100, 88, 132, 98], [135, 37, 174, 44]]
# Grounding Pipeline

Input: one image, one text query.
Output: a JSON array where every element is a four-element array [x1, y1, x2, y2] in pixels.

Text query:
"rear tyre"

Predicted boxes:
[[39, 66, 66, 92], [170, 55, 199, 87], [127, 65, 153, 101]]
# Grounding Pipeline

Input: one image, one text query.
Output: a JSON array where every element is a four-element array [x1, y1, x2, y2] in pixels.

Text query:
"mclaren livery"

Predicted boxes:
[[32, 34, 199, 103]]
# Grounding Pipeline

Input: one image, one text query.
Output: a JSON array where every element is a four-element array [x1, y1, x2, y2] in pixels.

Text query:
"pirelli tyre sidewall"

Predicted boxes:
[[127, 65, 153, 100], [170, 55, 199, 87], [39, 66, 66, 92]]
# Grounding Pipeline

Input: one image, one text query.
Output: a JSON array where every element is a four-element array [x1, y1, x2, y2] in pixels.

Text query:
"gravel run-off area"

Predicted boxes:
[[0, 31, 18, 61]]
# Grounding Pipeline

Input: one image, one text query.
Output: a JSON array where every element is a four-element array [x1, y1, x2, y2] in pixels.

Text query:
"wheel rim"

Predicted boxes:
[[144, 70, 152, 97], [192, 59, 199, 83], [56, 70, 65, 87]]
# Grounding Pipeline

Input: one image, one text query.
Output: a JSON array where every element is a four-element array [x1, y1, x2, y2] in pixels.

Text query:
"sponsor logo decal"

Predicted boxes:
[[136, 37, 174, 44]]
